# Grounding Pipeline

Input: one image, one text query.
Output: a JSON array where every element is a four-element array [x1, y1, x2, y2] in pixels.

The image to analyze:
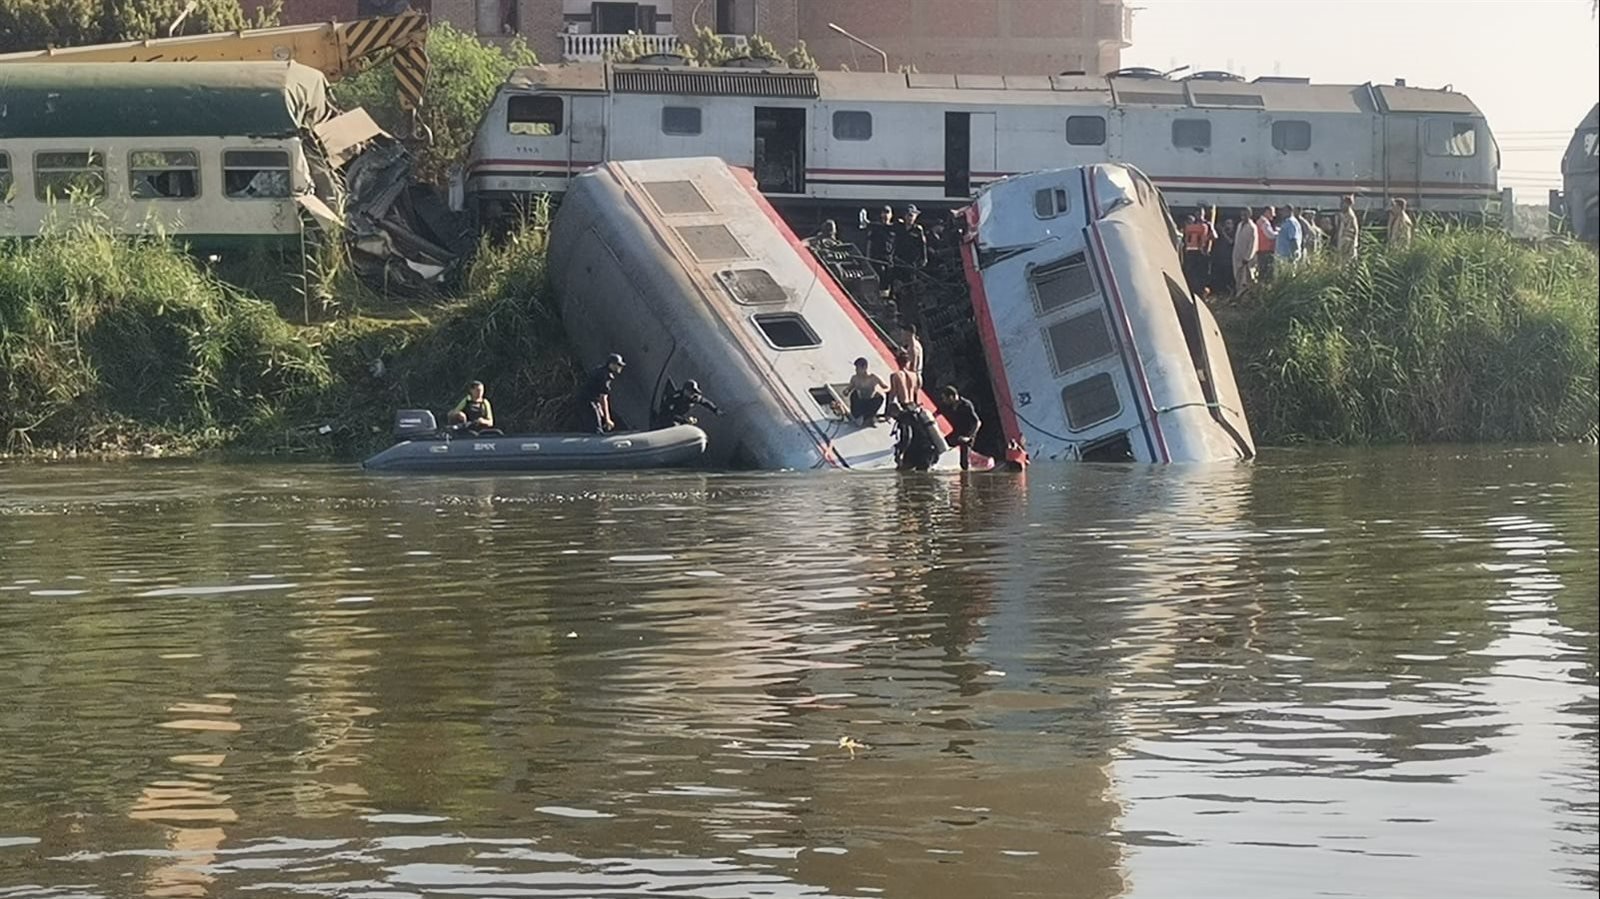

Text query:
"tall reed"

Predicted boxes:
[[1217, 225, 1599, 444]]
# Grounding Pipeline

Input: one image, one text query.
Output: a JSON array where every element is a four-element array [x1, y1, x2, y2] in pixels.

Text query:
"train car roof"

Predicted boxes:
[[0, 61, 331, 139], [503, 62, 1485, 117]]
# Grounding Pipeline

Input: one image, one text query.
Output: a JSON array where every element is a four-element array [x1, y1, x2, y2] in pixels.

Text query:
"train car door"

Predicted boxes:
[[568, 94, 608, 173], [1383, 114, 1421, 203], [945, 112, 997, 197], [754, 107, 806, 194]]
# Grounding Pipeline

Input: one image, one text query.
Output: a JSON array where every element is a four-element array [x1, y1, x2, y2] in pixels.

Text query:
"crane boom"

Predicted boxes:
[[0, 11, 429, 119]]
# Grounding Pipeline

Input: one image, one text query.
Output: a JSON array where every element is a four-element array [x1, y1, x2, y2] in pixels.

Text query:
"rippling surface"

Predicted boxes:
[[0, 447, 1595, 898]]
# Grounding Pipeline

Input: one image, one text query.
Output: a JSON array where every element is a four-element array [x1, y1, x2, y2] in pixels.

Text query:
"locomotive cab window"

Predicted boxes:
[[1425, 119, 1477, 157], [832, 110, 873, 142], [1270, 120, 1312, 152], [223, 150, 290, 199], [129, 150, 200, 200], [34, 151, 106, 202], [508, 95, 563, 136], [1172, 119, 1211, 151], [661, 106, 703, 136], [1066, 115, 1106, 146]]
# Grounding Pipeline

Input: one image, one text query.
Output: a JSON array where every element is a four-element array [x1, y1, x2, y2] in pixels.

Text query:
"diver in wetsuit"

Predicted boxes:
[[654, 380, 723, 428]]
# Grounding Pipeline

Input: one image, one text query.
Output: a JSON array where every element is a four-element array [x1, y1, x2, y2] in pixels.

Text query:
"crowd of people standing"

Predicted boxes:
[[1180, 195, 1417, 299]]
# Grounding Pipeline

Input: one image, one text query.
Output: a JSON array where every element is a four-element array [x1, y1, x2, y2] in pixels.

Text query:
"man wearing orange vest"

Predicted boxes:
[[1181, 211, 1216, 296], [1255, 206, 1279, 280]]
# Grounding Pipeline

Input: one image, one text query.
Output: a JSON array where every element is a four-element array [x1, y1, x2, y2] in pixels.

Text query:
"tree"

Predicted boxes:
[[607, 26, 818, 69], [334, 22, 537, 184], [0, 1, 280, 53]]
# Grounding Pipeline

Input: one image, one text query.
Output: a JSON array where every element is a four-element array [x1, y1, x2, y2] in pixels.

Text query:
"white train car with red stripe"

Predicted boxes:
[[462, 62, 1498, 223], [963, 164, 1255, 465]]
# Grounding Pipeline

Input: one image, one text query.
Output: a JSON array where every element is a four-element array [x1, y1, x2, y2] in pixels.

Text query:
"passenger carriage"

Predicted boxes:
[[962, 164, 1255, 464], [0, 62, 339, 248], [462, 62, 1499, 225], [547, 157, 955, 472]]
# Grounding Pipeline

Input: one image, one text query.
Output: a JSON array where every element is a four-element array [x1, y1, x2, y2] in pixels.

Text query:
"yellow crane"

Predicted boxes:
[[0, 11, 429, 135]]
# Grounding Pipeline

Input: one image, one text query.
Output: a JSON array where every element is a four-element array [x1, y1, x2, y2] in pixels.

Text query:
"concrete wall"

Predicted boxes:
[[789, 0, 1126, 75]]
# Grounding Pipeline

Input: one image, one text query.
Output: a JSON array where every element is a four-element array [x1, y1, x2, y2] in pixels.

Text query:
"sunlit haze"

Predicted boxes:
[[1123, 0, 1600, 201]]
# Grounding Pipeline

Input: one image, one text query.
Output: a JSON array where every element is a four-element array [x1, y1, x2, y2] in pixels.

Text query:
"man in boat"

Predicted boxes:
[[447, 381, 500, 435], [847, 357, 889, 427], [577, 353, 626, 434], [939, 385, 982, 471], [654, 379, 723, 428]]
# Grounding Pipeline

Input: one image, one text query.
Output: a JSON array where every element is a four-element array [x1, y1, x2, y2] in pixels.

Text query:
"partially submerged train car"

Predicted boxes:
[[1560, 104, 1598, 243], [547, 157, 952, 471], [962, 164, 1255, 464], [462, 61, 1498, 223], [0, 62, 345, 247]]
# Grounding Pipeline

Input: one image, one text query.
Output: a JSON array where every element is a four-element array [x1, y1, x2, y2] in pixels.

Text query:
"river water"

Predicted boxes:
[[0, 447, 1594, 899]]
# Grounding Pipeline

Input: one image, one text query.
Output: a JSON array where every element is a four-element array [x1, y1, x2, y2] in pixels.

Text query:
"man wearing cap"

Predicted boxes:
[[893, 205, 929, 297], [577, 352, 626, 434]]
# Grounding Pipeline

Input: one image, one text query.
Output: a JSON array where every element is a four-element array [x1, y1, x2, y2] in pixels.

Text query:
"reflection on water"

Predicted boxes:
[[0, 447, 1595, 898]]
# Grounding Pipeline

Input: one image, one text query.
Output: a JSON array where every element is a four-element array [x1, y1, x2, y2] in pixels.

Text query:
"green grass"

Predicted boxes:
[[1216, 224, 1599, 445]]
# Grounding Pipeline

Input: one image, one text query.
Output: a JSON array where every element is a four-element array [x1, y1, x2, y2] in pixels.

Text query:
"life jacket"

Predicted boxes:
[[1255, 218, 1275, 253], [460, 398, 487, 422], [1183, 221, 1210, 252]]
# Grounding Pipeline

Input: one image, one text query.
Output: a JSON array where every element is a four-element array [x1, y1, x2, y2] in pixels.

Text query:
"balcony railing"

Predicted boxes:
[[560, 32, 754, 63], [561, 32, 678, 62]]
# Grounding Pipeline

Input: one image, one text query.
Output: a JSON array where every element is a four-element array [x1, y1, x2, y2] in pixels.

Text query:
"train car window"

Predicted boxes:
[[34, 151, 105, 202], [508, 95, 563, 136], [1425, 119, 1477, 157], [223, 150, 291, 199], [1171, 119, 1211, 151], [752, 312, 822, 349], [0, 153, 11, 201], [1270, 120, 1312, 152], [1061, 372, 1122, 430], [1045, 308, 1117, 376], [1030, 254, 1096, 315], [1066, 115, 1107, 146], [1032, 187, 1071, 219], [661, 106, 703, 136], [832, 110, 873, 142], [129, 150, 200, 200]]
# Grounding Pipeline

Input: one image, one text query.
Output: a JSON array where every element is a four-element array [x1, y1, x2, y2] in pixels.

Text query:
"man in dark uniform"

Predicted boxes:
[[576, 353, 625, 434], [939, 385, 982, 471], [654, 379, 722, 428], [892, 204, 929, 297], [863, 206, 897, 295]]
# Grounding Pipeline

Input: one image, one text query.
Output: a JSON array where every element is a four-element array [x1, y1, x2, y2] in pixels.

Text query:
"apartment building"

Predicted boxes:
[[257, 0, 1130, 76]]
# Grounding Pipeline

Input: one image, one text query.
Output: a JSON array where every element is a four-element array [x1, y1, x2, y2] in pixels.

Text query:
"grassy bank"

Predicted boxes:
[[0, 215, 580, 459], [2, 221, 1595, 459], [1216, 227, 1598, 445]]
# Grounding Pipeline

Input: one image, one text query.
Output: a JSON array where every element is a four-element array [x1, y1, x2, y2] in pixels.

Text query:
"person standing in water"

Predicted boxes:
[[939, 385, 982, 471]]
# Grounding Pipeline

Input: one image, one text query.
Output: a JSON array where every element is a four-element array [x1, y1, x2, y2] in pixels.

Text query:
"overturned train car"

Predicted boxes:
[[962, 164, 1255, 464], [547, 157, 953, 471]]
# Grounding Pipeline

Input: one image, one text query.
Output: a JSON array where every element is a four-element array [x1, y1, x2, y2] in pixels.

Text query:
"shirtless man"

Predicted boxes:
[[846, 357, 889, 426]]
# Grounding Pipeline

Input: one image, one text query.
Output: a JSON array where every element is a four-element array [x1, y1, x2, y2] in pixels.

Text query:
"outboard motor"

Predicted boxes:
[[392, 409, 438, 440]]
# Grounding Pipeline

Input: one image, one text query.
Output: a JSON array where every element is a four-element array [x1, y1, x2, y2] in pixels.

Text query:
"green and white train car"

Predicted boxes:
[[0, 62, 337, 248]]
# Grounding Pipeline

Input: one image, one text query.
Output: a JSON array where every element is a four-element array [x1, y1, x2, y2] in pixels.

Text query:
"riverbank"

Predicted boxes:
[[2, 222, 1595, 460]]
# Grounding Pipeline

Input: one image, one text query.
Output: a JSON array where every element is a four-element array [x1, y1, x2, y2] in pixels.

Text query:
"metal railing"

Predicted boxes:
[[561, 31, 678, 61]]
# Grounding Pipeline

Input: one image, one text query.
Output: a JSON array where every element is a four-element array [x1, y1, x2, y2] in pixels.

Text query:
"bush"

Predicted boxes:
[[1218, 226, 1599, 445], [335, 22, 536, 184], [607, 26, 818, 68], [0, 225, 328, 453]]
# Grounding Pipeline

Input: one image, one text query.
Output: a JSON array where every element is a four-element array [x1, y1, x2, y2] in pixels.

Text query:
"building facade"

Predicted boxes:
[[257, 0, 1130, 75]]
